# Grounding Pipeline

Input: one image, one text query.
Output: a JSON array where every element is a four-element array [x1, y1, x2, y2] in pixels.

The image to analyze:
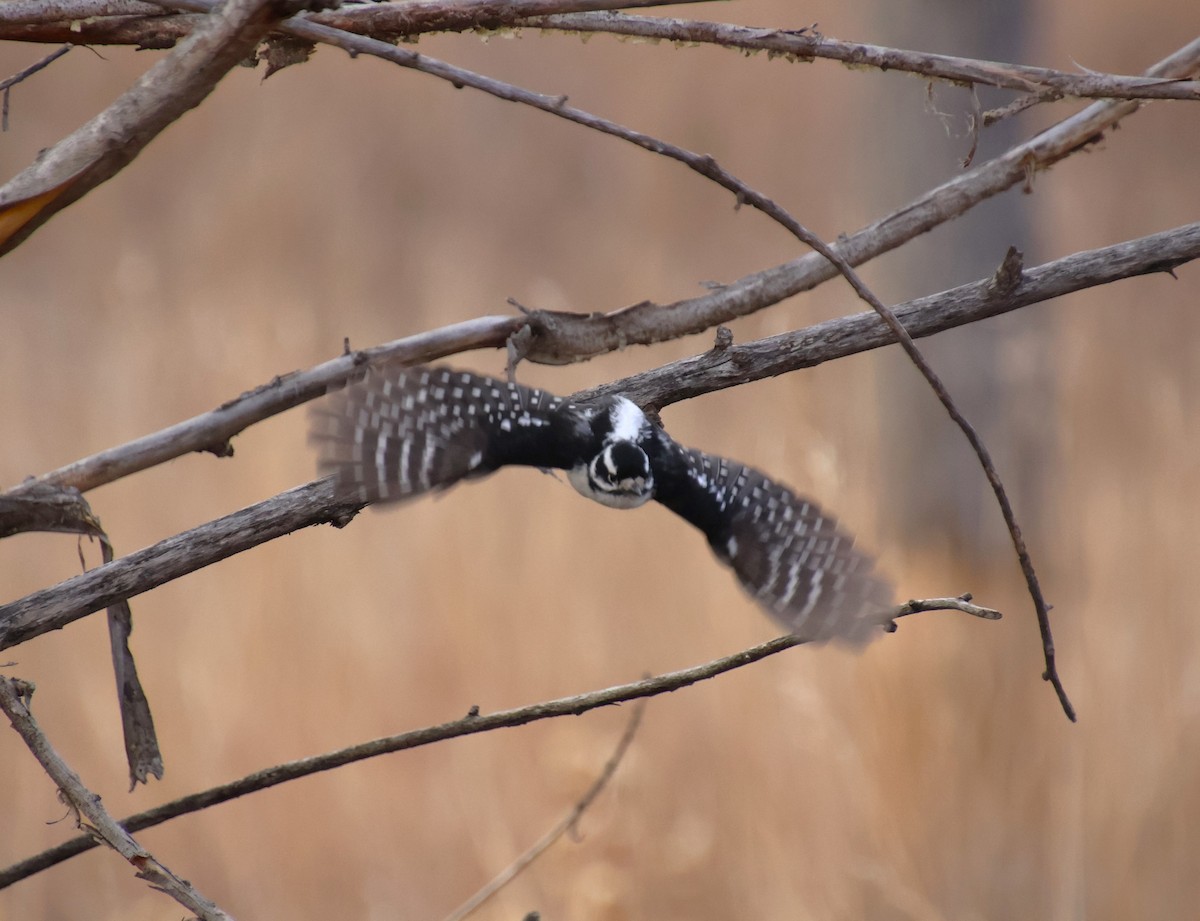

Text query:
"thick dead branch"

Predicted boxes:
[[0, 0, 302, 256], [311, 0, 722, 39], [0, 597, 996, 890], [1, 223, 1195, 651], [0, 676, 233, 919]]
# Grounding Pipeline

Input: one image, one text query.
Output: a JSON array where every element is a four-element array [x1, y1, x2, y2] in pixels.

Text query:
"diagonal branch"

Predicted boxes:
[[5, 316, 523, 496], [0, 44, 71, 130], [0, 597, 996, 891]]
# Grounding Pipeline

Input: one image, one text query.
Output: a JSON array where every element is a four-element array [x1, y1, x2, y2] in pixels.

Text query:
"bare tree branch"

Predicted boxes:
[[0, 597, 996, 891], [2, 223, 1195, 651], [0, 0, 166, 19], [0, 676, 234, 919], [308, 0, 726, 38]]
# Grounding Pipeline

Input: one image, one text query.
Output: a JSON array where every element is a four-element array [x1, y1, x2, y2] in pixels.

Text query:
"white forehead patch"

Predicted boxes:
[[608, 397, 646, 443]]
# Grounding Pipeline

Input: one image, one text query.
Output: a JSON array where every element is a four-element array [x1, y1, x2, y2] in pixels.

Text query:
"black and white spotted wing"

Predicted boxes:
[[649, 441, 894, 644], [311, 362, 892, 644], [310, 364, 587, 503]]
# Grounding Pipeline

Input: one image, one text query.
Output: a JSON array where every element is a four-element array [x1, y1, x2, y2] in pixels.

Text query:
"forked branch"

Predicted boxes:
[[0, 676, 234, 919]]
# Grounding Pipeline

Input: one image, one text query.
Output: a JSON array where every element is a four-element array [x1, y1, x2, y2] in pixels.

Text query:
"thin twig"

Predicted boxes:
[[531, 13, 1200, 103], [0, 676, 235, 919], [1, 45, 71, 131], [0, 44, 71, 90], [0, 597, 995, 891], [442, 697, 648, 921]]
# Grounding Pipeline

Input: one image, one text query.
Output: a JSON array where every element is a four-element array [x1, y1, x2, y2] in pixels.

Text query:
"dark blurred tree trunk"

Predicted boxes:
[[862, 0, 1055, 559]]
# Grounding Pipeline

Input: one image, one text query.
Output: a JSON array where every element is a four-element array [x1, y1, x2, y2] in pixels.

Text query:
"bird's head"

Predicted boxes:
[[576, 440, 654, 508]]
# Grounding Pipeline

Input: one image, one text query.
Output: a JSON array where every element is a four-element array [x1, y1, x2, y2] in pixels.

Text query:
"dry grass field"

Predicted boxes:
[[1, 1, 1198, 918]]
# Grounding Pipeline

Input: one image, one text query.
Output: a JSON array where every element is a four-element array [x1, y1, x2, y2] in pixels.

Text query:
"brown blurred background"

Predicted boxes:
[[2, 1, 1198, 918]]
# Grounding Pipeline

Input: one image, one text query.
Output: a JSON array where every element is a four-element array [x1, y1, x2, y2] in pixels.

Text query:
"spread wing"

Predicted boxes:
[[649, 437, 893, 644], [309, 364, 586, 504]]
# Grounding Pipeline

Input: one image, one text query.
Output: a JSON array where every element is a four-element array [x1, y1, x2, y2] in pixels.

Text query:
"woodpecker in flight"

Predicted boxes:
[[310, 364, 893, 643]]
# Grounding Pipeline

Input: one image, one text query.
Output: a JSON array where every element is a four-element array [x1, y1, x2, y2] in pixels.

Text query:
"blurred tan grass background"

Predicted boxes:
[[2, 0, 1199, 917]]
